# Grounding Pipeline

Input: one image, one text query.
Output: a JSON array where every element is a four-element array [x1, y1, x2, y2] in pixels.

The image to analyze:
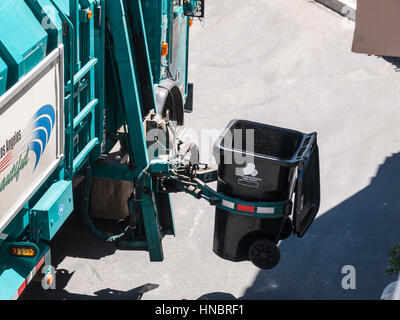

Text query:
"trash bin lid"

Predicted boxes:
[[293, 142, 320, 237]]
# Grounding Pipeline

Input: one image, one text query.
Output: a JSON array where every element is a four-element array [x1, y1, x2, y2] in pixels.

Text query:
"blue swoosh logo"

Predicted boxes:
[[27, 105, 56, 170]]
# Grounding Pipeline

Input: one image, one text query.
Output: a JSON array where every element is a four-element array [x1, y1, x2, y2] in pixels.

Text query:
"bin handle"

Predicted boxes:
[[296, 132, 317, 166], [294, 136, 320, 237], [295, 135, 316, 212]]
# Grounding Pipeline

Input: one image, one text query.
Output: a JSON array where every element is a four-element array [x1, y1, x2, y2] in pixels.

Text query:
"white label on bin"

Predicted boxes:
[[236, 163, 259, 177], [222, 200, 235, 209], [236, 163, 262, 188], [238, 177, 260, 188], [257, 207, 275, 214]]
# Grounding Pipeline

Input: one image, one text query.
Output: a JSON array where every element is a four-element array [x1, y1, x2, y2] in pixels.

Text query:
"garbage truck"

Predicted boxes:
[[0, 0, 320, 300]]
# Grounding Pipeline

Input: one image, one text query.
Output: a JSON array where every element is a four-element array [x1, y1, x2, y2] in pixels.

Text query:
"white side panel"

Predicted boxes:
[[0, 46, 64, 233]]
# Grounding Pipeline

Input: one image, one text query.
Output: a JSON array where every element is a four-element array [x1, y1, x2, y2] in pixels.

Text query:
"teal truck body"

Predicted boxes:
[[0, 0, 202, 300]]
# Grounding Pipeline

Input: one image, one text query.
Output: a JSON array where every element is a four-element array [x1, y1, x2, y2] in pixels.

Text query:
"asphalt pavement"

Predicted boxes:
[[22, 0, 400, 300]]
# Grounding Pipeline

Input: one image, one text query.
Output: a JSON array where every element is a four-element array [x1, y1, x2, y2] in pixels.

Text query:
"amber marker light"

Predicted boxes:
[[46, 273, 54, 286], [8, 246, 37, 258], [161, 42, 169, 56]]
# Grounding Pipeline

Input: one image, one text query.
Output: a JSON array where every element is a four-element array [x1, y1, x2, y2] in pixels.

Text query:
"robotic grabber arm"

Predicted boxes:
[[86, 115, 319, 270], [147, 158, 292, 220]]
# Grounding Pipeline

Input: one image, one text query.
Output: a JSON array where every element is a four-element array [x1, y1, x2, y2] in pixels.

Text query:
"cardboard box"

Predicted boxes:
[[352, 0, 400, 57]]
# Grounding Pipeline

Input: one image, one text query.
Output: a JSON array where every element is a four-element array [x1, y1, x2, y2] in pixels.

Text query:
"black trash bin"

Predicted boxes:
[[212, 119, 320, 269]]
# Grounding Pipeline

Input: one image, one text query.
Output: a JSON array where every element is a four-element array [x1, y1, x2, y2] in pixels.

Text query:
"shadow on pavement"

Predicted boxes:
[[20, 269, 159, 300], [241, 152, 400, 299], [381, 56, 400, 71], [46, 209, 119, 269], [197, 292, 238, 300], [20, 194, 141, 299], [23, 153, 400, 300], [196, 153, 400, 300]]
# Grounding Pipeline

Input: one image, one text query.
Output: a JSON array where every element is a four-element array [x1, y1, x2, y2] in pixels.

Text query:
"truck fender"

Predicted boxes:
[[155, 79, 184, 126]]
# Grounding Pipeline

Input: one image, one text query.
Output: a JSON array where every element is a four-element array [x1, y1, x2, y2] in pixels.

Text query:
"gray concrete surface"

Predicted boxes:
[[22, 0, 400, 300]]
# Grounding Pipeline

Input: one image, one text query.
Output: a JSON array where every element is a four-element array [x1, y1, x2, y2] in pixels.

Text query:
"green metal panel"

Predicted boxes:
[[52, 0, 70, 15], [106, 0, 165, 261], [0, 1, 193, 287], [31, 181, 74, 241], [0, 0, 48, 88], [25, 0, 63, 53], [1, 207, 30, 242], [0, 57, 6, 96], [93, 0, 106, 157], [141, 1, 163, 84], [106, 0, 149, 168], [128, 0, 158, 114]]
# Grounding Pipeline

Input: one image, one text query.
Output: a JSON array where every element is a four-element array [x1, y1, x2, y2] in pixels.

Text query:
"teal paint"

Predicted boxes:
[[31, 181, 74, 241], [106, 0, 164, 261], [0, 57, 7, 96], [52, 0, 70, 15], [106, 0, 149, 168], [129, 0, 158, 114], [0, 0, 48, 88], [2, 206, 30, 242], [1, 0, 195, 295], [141, 1, 163, 83], [0, 240, 50, 300], [94, 0, 106, 157], [25, 0, 63, 53]]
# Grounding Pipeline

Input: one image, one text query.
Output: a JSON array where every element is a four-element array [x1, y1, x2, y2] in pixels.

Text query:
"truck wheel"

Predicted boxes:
[[280, 218, 294, 240], [248, 239, 280, 269]]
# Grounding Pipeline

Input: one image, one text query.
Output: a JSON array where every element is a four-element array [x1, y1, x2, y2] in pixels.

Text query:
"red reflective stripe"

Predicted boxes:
[[15, 255, 46, 298], [17, 280, 27, 297], [237, 204, 255, 213], [36, 256, 45, 272]]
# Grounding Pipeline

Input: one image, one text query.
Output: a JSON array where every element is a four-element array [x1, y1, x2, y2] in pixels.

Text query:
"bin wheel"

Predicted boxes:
[[248, 239, 280, 270], [280, 218, 294, 240]]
